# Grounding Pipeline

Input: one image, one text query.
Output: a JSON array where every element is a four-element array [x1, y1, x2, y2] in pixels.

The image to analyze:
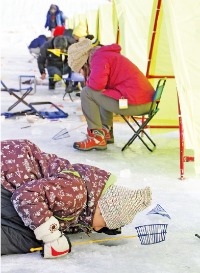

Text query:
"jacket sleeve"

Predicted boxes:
[[64, 29, 77, 46], [44, 13, 50, 29], [61, 11, 67, 21], [87, 55, 110, 91], [11, 174, 87, 231], [28, 38, 37, 49]]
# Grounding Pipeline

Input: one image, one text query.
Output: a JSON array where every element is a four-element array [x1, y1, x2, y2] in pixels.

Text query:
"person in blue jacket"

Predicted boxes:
[[44, 4, 67, 36], [28, 35, 50, 60]]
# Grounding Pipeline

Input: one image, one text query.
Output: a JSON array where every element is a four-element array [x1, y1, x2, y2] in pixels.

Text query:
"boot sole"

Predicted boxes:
[[106, 139, 114, 144], [73, 144, 107, 151]]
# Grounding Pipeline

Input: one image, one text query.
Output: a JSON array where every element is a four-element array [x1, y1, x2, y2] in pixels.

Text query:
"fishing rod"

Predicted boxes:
[[30, 234, 138, 252]]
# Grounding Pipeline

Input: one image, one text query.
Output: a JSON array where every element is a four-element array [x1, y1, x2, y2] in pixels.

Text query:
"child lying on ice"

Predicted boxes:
[[1, 139, 152, 258]]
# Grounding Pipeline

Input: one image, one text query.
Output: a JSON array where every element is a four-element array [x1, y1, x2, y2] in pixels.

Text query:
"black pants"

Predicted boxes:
[[1, 187, 41, 255], [47, 65, 71, 80]]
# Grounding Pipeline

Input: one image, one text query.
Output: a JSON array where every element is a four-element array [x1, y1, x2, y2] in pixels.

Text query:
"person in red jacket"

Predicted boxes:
[[1, 139, 152, 258], [68, 38, 155, 151]]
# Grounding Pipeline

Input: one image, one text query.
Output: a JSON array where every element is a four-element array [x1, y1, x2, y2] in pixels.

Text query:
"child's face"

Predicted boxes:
[[50, 8, 56, 14], [92, 204, 106, 231]]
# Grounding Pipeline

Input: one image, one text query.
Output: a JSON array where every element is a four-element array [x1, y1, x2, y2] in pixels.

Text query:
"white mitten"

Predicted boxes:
[[34, 216, 71, 258], [42, 234, 71, 258]]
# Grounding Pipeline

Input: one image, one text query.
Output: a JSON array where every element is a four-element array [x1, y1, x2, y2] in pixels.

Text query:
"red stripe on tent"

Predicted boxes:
[[146, 0, 162, 78], [145, 0, 194, 179]]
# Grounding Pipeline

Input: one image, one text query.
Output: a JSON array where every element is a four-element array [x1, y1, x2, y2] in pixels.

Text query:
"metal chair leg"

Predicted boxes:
[[121, 115, 156, 152]]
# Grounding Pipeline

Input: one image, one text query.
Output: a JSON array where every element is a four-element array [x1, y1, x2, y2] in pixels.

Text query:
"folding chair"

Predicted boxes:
[[19, 75, 36, 94], [1, 80, 34, 112], [121, 78, 166, 152], [62, 72, 85, 101], [1, 81, 68, 119]]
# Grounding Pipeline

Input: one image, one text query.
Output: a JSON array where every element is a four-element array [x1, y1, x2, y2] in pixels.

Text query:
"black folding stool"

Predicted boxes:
[[1, 80, 34, 112], [1, 81, 68, 119], [121, 79, 166, 152], [62, 73, 85, 101]]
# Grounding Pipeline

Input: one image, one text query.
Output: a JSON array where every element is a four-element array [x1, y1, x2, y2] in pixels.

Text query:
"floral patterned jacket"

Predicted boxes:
[[1, 139, 116, 233]]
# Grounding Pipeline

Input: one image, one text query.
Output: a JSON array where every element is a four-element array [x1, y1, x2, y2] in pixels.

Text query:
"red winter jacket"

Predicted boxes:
[[87, 44, 155, 105], [1, 139, 115, 232]]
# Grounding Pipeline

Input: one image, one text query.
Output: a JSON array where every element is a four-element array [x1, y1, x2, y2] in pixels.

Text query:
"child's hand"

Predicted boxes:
[[42, 234, 71, 258], [41, 73, 46, 80]]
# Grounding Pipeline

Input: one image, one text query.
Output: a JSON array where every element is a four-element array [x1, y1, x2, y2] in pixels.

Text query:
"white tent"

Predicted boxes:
[[117, 0, 200, 175], [70, 0, 200, 175]]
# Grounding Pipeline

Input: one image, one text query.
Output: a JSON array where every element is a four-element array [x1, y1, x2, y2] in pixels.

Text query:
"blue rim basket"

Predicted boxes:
[[135, 224, 168, 245]]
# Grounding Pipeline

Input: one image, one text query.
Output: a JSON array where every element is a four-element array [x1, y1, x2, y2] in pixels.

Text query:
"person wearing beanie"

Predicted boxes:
[[37, 35, 70, 90], [72, 22, 88, 40], [1, 139, 152, 258], [44, 4, 67, 36], [71, 22, 99, 46], [67, 38, 155, 151], [51, 24, 99, 92], [53, 23, 97, 46]]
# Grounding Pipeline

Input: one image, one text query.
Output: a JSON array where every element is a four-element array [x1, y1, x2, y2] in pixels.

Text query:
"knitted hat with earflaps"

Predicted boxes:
[[68, 38, 93, 73], [98, 186, 152, 229]]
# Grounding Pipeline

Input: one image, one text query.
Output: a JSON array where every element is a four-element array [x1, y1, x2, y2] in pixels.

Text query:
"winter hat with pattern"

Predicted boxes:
[[68, 38, 93, 73], [98, 185, 152, 229]]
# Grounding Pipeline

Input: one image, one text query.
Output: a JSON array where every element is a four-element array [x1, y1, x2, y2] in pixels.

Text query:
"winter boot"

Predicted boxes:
[[49, 79, 55, 90], [102, 125, 114, 144], [73, 129, 107, 151]]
